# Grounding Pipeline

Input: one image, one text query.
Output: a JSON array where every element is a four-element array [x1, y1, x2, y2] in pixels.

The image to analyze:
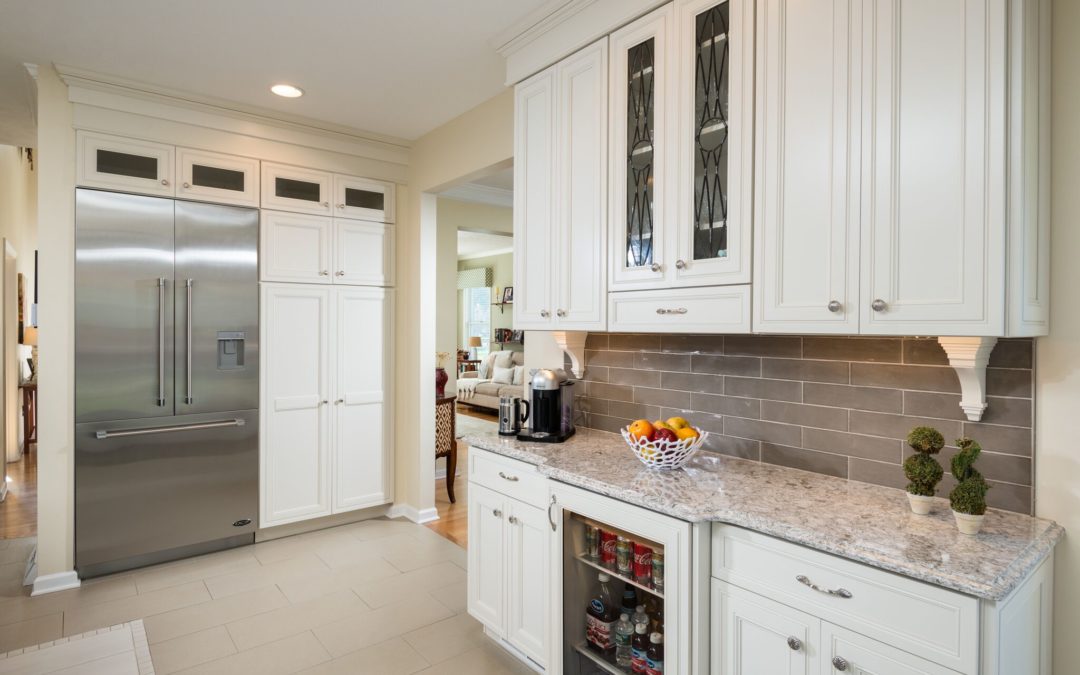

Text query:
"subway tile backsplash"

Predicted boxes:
[[572, 334, 1035, 514]]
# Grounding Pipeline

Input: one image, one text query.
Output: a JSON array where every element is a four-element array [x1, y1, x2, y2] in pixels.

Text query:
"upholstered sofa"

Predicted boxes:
[[457, 350, 526, 411]]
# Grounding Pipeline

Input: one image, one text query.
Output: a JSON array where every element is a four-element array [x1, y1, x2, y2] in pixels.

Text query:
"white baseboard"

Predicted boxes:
[[31, 571, 81, 596], [388, 503, 441, 524]]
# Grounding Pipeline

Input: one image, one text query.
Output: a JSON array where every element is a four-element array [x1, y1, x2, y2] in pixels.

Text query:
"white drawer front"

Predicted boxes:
[[712, 524, 979, 673], [468, 448, 547, 509], [608, 285, 751, 333]]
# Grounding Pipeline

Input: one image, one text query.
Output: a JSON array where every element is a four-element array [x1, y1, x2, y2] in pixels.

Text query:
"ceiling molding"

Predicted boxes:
[[458, 246, 514, 261], [492, 0, 596, 56], [441, 183, 514, 208], [21, 63, 38, 129], [55, 64, 412, 160]]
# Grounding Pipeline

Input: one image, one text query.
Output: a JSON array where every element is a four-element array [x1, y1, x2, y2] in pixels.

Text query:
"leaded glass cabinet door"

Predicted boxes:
[[672, 0, 753, 287], [609, 4, 673, 291]]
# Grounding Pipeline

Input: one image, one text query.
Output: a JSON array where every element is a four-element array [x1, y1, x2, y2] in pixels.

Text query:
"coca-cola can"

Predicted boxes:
[[584, 524, 600, 560], [600, 530, 617, 568], [616, 536, 633, 574], [633, 542, 652, 582]]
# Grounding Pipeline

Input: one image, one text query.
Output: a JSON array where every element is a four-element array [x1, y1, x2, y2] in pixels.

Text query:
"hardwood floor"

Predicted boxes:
[[427, 442, 470, 548], [0, 447, 36, 539], [456, 403, 498, 422]]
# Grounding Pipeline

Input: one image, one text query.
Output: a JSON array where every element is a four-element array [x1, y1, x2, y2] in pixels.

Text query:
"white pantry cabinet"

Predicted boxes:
[[261, 210, 394, 287], [513, 38, 608, 331], [755, 0, 1050, 336], [261, 283, 393, 527], [467, 450, 550, 668]]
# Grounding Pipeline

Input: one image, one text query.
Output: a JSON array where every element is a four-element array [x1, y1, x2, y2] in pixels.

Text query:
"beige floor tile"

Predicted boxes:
[[203, 553, 330, 599], [427, 581, 466, 615], [175, 631, 330, 675], [149, 625, 238, 674], [0, 540, 35, 565], [297, 637, 429, 675], [413, 642, 533, 675], [352, 561, 466, 610], [347, 519, 435, 543], [143, 585, 289, 644], [133, 548, 261, 594], [225, 589, 367, 652], [403, 613, 488, 665], [276, 557, 401, 605], [376, 535, 467, 573], [251, 530, 359, 566], [312, 595, 454, 658], [0, 612, 63, 653], [310, 536, 397, 570], [64, 581, 211, 636]]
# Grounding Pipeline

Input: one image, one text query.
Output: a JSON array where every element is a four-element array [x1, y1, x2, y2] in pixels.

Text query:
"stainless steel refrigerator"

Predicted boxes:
[[75, 188, 259, 578]]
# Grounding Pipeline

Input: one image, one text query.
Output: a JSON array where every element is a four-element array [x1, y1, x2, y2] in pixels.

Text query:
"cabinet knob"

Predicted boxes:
[[675, 259, 686, 270], [335, 271, 345, 276], [319, 400, 328, 406], [832, 656, 849, 671], [161, 179, 169, 186], [335, 399, 344, 405], [320, 270, 329, 276], [650, 262, 662, 273], [871, 299, 888, 312], [540, 310, 550, 318], [182, 181, 191, 189], [337, 203, 345, 209], [508, 515, 519, 525], [827, 300, 842, 313], [321, 201, 329, 208], [493, 509, 502, 518], [787, 636, 802, 651], [556, 309, 566, 318]]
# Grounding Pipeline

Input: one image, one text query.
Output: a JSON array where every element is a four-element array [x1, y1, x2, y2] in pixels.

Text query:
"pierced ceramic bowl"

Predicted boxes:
[[621, 427, 707, 470]]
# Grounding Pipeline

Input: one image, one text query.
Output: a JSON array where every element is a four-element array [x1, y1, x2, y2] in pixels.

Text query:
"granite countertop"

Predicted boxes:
[[463, 429, 1064, 601]]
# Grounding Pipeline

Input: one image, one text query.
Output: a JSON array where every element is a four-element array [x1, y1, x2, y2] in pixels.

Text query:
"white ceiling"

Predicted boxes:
[[441, 166, 514, 206], [458, 230, 513, 260], [0, 0, 550, 146]]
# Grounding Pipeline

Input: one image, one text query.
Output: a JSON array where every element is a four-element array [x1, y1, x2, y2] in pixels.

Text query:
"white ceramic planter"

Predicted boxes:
[[953, 510, 986, 535], [907, 493, 934, 515]]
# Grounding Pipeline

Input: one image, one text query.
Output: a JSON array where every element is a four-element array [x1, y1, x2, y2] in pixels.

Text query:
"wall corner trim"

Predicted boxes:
[[388, 503, 440, 524], [938, 336, 999, 422], [31, 571, 81, 596]]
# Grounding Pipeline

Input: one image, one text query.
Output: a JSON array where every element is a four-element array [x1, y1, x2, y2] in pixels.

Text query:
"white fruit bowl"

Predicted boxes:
[[621, 427, 707, 470]]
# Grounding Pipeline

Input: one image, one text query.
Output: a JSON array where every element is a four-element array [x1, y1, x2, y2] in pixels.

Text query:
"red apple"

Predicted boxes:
[[653, 428, 678, 443]]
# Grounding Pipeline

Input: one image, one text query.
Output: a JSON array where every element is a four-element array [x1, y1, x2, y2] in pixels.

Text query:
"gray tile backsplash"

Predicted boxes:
[[573, 335, 1035, 514]]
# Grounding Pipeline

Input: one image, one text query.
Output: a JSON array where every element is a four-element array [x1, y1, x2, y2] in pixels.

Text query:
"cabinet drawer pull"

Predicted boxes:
[[787, 636, 802, 651], [832, 656, 849, 671], [796, 574, 853, 599], [498, 471, 519, 482], [548, 494, 557, 532], [655, 307, 688, 315], [493, 509, 502, 518]]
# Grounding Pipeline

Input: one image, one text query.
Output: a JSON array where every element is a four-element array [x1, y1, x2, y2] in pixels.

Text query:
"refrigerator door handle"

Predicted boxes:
[[95, 418, 246, 440], [157, 277, 166, 406], [185, 279, 193, 404]]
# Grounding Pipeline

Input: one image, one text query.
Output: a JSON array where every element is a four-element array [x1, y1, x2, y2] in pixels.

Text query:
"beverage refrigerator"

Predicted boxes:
[[548, 482, 710, 674]]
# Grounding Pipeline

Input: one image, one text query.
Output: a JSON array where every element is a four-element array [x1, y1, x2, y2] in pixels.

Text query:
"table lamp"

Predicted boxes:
[[22, 325, 37, 379], [468, 335, 482, 359]]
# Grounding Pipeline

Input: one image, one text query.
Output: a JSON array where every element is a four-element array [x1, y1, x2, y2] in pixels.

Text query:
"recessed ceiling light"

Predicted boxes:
[[271, 84, 304, 98]]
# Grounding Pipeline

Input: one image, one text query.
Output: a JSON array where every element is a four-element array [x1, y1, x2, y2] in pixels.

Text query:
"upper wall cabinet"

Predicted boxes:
[[513, 38, 608, 331], [333, 175, 395, 223], [261, 163, 333, 216], [77, 131, 175, 197], [261, 211, 395, 287], [177, 148, 260, 208], [609, 0, 752, 293]]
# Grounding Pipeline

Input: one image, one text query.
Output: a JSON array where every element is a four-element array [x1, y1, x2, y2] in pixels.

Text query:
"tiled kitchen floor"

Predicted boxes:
[[0, 520, 532, 674]]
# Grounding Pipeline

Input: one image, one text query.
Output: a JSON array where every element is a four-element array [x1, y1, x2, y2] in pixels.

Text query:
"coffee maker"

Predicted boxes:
[[517, 368, 575, 443]]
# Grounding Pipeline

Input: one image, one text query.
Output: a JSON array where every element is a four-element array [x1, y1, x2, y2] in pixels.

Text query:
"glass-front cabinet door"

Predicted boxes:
[[177, 148, 260, 208], [261, 162, 333, 216], [333, 175, 396, 224], [76, 131, 175, 197], [672, 0, 752, 287], [609, 4, 672, 291]]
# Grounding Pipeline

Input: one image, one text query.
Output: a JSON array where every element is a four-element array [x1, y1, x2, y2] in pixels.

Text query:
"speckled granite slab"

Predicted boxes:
[[463, 429, 1063, 600]]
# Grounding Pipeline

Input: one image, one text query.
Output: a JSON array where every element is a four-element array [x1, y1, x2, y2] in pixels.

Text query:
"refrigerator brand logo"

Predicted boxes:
[[233, 519, 252, 527]]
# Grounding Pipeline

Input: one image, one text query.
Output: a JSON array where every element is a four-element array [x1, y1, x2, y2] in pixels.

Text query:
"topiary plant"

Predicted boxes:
[[950, 438, 990, 516], [903, 426, 945, 496]]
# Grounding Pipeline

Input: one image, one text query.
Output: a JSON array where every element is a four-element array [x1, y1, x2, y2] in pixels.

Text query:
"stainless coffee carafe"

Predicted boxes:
[[499, 395, 529, 436]]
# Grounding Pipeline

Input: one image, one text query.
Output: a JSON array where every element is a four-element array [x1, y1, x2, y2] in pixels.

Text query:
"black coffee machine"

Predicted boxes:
[[517, 368, 575, 443]]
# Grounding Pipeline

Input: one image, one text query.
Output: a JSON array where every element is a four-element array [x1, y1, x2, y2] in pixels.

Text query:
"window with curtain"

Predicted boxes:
[[463, 286, 492, 358]]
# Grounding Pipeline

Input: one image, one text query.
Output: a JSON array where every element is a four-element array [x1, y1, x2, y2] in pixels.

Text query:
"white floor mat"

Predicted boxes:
[[0, 620, 154, 675]]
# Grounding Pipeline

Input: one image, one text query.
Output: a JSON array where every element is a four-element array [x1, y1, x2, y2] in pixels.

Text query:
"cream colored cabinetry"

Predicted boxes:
[[261, 211, 394, 287]]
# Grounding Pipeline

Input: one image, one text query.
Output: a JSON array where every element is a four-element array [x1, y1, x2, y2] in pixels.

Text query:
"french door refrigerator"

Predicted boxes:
[[75, 188, 259, 577]]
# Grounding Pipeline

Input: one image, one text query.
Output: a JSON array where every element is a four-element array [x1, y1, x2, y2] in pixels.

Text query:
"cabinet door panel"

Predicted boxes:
[[821, 623, 954, 674], [333, 175, 395, 223], [468, 484, 507, 635], [672, 0, 753, 287], [261, 163, 332, 215], [177, 148, 259, 207], [713, 580, 819, 675], [260, 211, 332, 283], [261, 285, 331, 526], [609, 4, 673, 290], [506, 502, 549, 667], [334, 220, 394, 286], [555, 38, 608, 330], [332, 288, 392, 512], [861, 0, 1006, 334], [513, 69, 556, 329], [77, 131, 175, 197], [754, 0, 861, 333]]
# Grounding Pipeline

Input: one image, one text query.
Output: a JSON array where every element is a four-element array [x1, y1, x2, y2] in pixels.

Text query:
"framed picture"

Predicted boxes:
[[502, 286, 514, 304]]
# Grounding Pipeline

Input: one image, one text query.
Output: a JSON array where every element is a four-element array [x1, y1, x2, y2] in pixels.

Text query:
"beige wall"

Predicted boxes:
[[438, 198, 513, 235], [0, 144, 37, 383], [1038, 0, 1080, 669]]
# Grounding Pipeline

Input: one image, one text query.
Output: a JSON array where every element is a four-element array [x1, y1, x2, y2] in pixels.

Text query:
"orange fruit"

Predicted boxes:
[[628, 419, 655, 441], [666, 416, 690, 430], [675, 426, 700, 441]]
